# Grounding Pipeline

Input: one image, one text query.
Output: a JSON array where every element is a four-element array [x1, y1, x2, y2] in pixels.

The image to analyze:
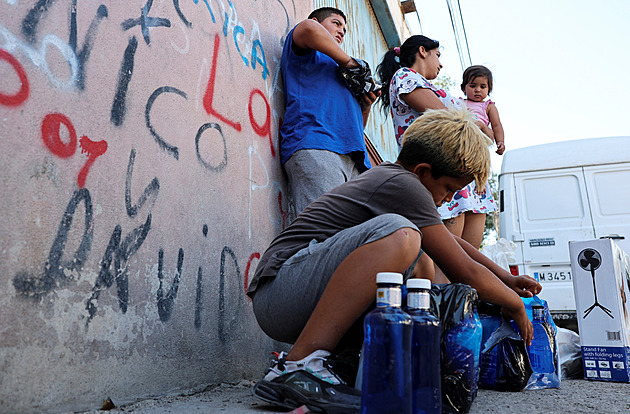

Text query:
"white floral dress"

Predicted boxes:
[[389, 67, 496, 219]]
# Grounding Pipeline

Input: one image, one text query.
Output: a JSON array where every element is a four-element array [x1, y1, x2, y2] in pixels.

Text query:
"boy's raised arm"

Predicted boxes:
[[292, 19, 355, 67], [420, 223, 535, 345]]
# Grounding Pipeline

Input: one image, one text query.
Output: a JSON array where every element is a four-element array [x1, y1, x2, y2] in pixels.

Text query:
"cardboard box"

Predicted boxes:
[[569, 238, 630, 382]]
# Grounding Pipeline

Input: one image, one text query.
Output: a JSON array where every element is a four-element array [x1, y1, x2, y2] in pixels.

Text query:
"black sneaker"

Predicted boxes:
[[252, 350, 361, 414]]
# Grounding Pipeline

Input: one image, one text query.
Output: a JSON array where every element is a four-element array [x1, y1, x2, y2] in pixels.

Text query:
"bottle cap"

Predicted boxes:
[[407, 278, 431, 290], [376, 272, 403, 285]]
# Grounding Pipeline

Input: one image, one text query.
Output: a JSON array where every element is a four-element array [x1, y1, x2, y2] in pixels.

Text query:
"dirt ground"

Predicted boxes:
[[80, 378, 630, 414]]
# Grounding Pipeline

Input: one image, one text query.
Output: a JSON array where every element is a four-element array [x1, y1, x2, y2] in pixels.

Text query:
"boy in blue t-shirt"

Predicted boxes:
[[280, 7, 381, 216]]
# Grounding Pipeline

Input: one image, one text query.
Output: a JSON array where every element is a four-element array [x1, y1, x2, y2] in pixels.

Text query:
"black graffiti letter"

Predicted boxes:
[[86, 214, 151, 322], [173, 0, 192, 28], [156, 248, 184, 322], [121, 0, 171, 45], [218, 246, 241, 343], [111, 36, 138, 126], [69, 1, 109, 90], [194, 266, 203, 329], [86, 225, 121, 320], [22, 0, 59, 44], [195, 122, 227, 172], [13, 189, 93, 299], [145, 86, 187, 159], [125, 148, 160, 218]]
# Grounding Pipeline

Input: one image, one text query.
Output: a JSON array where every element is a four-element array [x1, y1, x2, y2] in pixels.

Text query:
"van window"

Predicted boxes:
[[591, 169, 630, 216], [522, 175, 584, 220]]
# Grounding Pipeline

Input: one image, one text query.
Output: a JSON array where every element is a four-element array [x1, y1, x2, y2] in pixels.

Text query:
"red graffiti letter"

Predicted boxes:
[[244, 252, 261, 297], [248, 89, 275, 157], [0, 49, 29, 107], [203, 34, 242, 132], [78, 136, 108, 188], [41, 113, 77, 158]]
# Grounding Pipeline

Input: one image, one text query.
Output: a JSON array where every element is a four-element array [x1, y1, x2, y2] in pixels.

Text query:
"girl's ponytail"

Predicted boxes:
[[376, 49, 402, 114]]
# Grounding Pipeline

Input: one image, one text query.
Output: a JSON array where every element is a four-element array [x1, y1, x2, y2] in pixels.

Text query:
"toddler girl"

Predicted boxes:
[[461, 65, 505, 155]]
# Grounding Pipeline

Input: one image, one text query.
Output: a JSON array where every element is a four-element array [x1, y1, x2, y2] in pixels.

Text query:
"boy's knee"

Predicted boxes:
[[390, 227, 421, 260]]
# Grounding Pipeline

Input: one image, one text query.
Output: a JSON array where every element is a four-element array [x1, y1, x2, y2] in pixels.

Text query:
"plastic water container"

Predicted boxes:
[[405, 278, 441, 414], [528, 304, 555, 373], [361, 272, 412, 414], [442, 295, 482, 412]]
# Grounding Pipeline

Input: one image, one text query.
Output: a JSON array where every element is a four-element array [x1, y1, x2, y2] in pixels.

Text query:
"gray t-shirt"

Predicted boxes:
[[247, 162, 442, 296]]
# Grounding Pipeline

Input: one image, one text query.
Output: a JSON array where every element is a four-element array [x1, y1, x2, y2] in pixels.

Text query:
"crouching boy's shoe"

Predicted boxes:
[[251, 349, 361, 413]]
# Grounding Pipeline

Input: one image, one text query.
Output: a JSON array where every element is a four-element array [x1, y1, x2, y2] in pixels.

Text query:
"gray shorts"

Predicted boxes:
[[252, 213, 422, 344], [285, 149, 360, 216]]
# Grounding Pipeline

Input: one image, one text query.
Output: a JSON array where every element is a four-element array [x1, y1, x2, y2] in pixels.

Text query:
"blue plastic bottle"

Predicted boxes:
[[442, 295, 482, 413], [528, 304, 555, 374], [405, 278, 441, 414], [361, 272, 412, 414]]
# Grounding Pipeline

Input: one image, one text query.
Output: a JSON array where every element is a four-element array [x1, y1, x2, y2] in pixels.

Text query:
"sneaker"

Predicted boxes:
[[252, 350, 361, 413]]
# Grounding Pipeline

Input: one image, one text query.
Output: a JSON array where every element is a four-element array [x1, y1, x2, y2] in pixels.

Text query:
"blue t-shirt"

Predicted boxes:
[[279, 27, 370, 171]]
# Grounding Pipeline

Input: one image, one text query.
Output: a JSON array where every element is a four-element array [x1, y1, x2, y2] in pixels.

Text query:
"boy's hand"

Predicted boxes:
[[502, 302, 533, 346], [506, 275, 542, 298], [360, 89, 382, 110], [338, 58, 381, 98]]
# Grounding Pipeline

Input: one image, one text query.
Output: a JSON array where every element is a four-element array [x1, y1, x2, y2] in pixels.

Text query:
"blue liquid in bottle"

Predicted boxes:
[[528, 305, 555, 374], [442, 299, 482, 413], [361, 272, 412, 414], [405, 278, 441, 414]]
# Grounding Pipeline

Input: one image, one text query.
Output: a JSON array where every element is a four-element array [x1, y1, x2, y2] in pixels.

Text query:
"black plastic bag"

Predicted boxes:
[[478, 303, 533, 391], [430, 284, 482, 414]]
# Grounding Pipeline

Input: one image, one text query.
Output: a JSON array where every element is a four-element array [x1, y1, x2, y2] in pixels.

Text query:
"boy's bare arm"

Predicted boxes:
[[452, 234, 542, 297], [292, 19, 356, 67], [421, 223, 534, 344], [360, 90, 381, 127]]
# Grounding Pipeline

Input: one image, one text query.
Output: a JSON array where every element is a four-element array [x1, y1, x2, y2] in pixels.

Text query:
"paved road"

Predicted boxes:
[[81, 378, 630, 414]]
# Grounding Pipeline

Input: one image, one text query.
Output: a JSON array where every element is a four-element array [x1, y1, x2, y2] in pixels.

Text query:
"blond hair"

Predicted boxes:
[[398, 107, 492, 188]]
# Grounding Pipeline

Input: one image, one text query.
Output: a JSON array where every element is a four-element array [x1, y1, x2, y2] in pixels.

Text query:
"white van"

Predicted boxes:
[[498, 136, 630, 325]]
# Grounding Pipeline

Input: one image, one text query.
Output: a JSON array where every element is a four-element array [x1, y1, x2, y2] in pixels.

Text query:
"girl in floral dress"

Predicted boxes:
[[377, 35, 496, 251]]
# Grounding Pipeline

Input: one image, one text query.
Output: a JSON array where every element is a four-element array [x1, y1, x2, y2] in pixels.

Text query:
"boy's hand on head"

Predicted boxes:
[[507, 275, 542, 298]]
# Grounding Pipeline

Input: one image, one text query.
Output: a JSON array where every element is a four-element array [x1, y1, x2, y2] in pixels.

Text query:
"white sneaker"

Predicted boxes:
[[252, 349, 361, 413], [262, 349, 342, 385]]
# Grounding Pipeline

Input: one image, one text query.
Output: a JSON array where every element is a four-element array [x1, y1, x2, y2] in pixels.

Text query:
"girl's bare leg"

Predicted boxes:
[[461, 211, 486, 249]]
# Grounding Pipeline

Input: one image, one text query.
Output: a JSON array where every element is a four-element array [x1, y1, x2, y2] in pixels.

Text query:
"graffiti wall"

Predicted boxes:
[[0, 0, 312, 411]]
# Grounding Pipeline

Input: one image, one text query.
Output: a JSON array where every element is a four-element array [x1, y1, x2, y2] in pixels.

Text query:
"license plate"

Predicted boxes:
[[533, 269, 572, 282]]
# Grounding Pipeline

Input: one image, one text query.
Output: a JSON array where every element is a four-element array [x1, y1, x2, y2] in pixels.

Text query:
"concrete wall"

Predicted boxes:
[[0, 0, 405, 412], [0, 0, 310, 412]]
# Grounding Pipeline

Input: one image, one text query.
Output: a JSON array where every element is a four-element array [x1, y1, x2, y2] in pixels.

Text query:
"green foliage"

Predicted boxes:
[[482, 171, 499, 247], [432, 75, 457, 94]]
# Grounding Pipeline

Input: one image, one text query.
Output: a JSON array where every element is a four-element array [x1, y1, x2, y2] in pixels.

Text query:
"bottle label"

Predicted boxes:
[[376, 287, 401, 307], [407, 292, 430, 309]]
